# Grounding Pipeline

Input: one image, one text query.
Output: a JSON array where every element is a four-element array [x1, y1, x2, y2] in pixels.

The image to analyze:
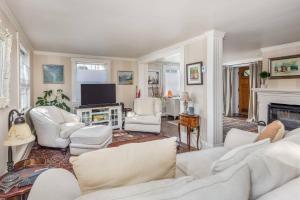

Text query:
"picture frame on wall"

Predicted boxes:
[[186, 62, 203, 85], [148, 70, 160, 86], [43, 64, 64, 84], [118, 71, 134, 85], [269, 54, 300, 79]]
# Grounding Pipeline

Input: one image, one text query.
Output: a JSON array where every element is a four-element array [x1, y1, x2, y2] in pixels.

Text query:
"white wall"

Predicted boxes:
[[32, 53, 138, 109], [0, 1, 33, 174]]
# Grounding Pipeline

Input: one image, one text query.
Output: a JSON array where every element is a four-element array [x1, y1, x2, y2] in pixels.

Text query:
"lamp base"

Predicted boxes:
[[2, 173, 19, 184]]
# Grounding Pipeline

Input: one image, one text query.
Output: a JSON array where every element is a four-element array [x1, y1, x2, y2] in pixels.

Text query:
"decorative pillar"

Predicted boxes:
[[206, 30, 225, 147], [137, 63, 149, 97]]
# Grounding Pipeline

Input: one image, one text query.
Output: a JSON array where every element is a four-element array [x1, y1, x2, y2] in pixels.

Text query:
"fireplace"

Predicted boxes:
[[268, 103, 300, 130]]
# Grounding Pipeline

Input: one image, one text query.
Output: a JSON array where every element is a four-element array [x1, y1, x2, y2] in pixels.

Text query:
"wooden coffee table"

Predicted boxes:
[[0, 159, 47, 200]]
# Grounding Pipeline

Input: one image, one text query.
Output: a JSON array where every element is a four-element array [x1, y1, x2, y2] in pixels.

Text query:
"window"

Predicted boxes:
[[75, 62, 111, 103], [163, 64, 180, 96], [19, 48, 30, 111]]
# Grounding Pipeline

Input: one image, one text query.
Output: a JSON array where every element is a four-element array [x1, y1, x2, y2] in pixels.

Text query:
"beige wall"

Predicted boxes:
[[263, 44, 300, 89], [32, 54, 138, 109], [0, 4, 33, 174], [184, 37, 208, 142]]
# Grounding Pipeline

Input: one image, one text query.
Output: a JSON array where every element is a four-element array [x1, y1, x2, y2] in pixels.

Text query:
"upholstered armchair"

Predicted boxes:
[[30, 106, 85, 148], [125, 98, 162, 133]]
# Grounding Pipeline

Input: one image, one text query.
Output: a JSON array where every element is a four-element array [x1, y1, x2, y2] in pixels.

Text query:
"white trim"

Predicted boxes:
[[252, 88, 300, 95], [261, 41, 300, 53], [223, 57, 262, 66], [34, 50, 137, 62], [138, 34, 206, 63]]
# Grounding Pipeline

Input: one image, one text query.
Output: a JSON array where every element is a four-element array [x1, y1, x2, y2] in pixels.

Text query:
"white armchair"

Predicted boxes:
[[30, 106, 85, 148], [125, 98, 162, 133]]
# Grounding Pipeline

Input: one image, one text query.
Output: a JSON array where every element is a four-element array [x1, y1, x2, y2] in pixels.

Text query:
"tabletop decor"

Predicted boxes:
[[269, 54, 300, 79], [186, 62, 203, 85], [2, 110, 35, 183], [43, 64, 64, 84]]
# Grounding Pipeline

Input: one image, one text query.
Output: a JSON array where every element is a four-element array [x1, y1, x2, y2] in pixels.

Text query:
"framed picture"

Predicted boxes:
[[148, 70, 160, 85], [118, 71, 134, 85], [269, 55, 300, 79], [43, 64, 64, 84], [186, 62, 203, 85]]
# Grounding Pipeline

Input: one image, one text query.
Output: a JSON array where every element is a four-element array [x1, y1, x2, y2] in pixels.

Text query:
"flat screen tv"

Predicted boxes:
[[81, 84, 116, 106]]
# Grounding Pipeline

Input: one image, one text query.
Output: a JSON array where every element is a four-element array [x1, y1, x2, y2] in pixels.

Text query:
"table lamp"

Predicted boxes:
[[180, 92, 189, 113], [2, 109, 35, 183]]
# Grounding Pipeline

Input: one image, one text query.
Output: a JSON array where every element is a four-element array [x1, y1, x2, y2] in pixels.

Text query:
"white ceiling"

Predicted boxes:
[[6, 0, 300, 59]]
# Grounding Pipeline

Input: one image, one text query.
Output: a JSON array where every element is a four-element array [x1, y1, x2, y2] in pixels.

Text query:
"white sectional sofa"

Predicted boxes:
[[28, 128, 300, 200]]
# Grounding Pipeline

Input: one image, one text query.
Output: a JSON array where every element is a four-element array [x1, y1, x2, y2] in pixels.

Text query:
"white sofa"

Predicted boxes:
[[28, 128, 300, 200], [30, 106, 85, 148], [124, 98, 162, 133]]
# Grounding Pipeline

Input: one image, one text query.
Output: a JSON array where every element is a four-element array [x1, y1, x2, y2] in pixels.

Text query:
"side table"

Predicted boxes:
[[178, 113, 201, 150], [0, 159, 47, 200]]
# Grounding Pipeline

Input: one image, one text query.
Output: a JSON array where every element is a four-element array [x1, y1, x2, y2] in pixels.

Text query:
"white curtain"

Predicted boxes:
[[223, 66, 234, 116], [248, 61, 262, 122]]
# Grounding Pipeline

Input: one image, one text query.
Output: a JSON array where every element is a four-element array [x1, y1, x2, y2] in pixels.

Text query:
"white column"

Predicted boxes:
[[206, 30, 225, 147], [137, 63, 149, 97]]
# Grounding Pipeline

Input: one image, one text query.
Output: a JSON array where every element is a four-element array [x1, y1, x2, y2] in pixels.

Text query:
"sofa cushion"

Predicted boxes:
[[60, 122, 85, 139], [70, 125, 112, 145], [284, 127, 300, 138], [176, 147, 228, 179], [210, 139, 270, 175], [134, 98, 154, 115], [125, 115, 160, 125], [224, 128, 258, 150], [257, 120, 285, 142], [257, 176, 300, 200], [70, 137, 177, 194], [76, 164, 250, 200], [245, 141, 300, 199]]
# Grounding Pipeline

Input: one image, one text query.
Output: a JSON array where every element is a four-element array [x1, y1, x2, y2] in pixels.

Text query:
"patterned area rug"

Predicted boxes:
[[223, 117, 258, 138], [28, 130, 193, 172]]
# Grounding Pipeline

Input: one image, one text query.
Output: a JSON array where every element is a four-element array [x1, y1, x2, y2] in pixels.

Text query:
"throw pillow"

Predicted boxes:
[[257, 120, 285, 142], [210, 139, 270, 175], [70, 137, 177, 194], [77, 164, 250, 200], [244, 141, 300, 199], [224, 128, 258, 150]]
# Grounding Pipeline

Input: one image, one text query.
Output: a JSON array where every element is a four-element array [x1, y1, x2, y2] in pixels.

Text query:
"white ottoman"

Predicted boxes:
[[70, 125, 112, 155]]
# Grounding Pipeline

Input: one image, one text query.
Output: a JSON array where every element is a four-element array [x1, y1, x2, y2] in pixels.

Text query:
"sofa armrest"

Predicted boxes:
[[28, 169, 80, 200], [60, 109, 80, 123], [126, 111, 136, 117], [224, 128, 258, 150]]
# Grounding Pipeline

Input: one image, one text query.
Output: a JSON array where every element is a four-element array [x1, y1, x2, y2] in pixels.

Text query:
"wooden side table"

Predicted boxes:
[[178, 114, 201, 150], [0, 159, 47, 200]]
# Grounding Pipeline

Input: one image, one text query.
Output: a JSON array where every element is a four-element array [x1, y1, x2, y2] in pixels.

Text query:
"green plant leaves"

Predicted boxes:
[[36, 89, 71, 112]]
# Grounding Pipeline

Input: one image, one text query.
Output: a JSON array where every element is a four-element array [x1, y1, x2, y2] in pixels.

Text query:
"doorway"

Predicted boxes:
[[238, 67, 250, 116]]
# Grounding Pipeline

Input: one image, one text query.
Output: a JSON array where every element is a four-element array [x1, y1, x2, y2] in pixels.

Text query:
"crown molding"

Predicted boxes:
[[223, 57, 262, 66], [33, 50, 137, 62], [261, 41, 300, 53]]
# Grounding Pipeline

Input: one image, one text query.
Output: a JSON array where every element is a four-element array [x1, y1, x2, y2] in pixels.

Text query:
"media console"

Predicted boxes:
[[75, 103, 122, 129]]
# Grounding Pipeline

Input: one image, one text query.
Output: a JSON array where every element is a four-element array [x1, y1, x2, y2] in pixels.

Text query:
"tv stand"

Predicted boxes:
[[75, 104, 122, 129], [78, 103, 120, 109]]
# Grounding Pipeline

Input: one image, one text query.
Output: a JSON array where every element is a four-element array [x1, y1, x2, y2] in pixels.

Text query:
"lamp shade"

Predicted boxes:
[[4, 123, 35, 146]]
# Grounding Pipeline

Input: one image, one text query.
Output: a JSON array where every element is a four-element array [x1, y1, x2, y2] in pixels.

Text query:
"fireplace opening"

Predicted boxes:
[[268, 103, 300, 131]]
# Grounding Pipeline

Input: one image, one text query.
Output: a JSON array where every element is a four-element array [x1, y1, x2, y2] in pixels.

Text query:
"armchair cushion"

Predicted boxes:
[[36, 106, 65, 124], [134, 98, 155, 115], [60, 122, 85, 139], [125, 115, 160, 125]]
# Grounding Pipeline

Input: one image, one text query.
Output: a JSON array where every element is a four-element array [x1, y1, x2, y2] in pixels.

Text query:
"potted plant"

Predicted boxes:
[[35, 89, 71, 112], [259, 71, 270, 88]]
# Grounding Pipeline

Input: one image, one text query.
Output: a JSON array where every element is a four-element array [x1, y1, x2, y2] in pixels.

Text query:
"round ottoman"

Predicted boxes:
[[70, 125, 112, 155]]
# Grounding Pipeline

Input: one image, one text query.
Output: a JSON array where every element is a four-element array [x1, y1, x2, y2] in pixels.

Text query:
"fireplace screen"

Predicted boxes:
[[268, 103, 300, 131]]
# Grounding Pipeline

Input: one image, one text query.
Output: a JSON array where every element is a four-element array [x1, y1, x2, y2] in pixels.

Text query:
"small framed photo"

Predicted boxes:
[[269, 55, 300, 79], [43, 64, 64, 84], [148, 70, 160, 85], [118, 71, 134, 85], [186, 62, 203, 85]]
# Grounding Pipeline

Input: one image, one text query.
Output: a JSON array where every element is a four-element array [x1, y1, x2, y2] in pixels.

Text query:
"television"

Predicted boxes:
[[81, 84, 116, 106]]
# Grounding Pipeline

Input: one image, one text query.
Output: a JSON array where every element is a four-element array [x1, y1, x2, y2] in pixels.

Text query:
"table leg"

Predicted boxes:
[[187, 126, 191, 151], [178, 123, 181, 146], [197, 126, 200, 150]]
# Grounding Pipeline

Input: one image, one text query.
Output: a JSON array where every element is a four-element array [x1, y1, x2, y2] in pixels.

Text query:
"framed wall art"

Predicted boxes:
[[118, 71, 134, 85], [186, 62, 203, 85], [43, 64, 64, 84], [269, 55, 300, 79]]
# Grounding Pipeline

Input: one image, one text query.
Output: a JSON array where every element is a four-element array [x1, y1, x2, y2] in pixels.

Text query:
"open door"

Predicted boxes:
[[238, 67, 250, 116]]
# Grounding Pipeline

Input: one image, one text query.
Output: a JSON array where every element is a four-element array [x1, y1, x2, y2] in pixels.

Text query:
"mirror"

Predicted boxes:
[[0, 24, 12, 108]]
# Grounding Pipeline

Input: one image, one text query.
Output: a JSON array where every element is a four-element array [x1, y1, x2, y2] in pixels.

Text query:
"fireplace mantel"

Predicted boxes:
[[253, 88, 300, 125]]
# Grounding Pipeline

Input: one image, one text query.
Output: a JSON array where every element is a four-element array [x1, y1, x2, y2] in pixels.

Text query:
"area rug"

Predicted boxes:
[[28, 130, 193, 172], [223, 117, 258, 137]]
